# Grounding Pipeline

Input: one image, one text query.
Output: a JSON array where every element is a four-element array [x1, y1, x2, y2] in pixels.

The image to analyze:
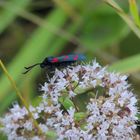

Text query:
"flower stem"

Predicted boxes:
[[0, 60, 43, 136]]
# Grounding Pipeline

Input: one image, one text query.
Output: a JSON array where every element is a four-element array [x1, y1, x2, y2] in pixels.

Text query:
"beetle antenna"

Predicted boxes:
[[23, 63, 41, 74]]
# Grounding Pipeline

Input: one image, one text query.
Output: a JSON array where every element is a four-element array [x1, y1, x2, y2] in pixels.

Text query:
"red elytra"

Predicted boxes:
[[73, 55, 78, 60], [52, 58, 59, 63]]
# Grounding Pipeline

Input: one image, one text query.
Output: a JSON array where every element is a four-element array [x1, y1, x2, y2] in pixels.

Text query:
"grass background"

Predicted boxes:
[[0, 0, 140, 139]]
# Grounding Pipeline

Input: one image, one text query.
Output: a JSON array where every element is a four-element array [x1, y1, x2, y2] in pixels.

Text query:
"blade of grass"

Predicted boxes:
[[0, 0, 31, 33], [0, 0, 85, 102], [0, 60, 43, 135], [52, 0, 81, 22], [108, 54, 140, 73], [0, 1, 84, 48], [0, 8, 67, 102], [103, 0, 140, 38], [19, 10, 82, 47], [129, 0, 140, 27], [0, 21, 80, 114], [0, 0, 84, 114], [19, 4, 128, 53]]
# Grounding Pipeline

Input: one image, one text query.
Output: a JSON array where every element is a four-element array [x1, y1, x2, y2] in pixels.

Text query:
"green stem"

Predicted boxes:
[[103, 0, 140, 39]]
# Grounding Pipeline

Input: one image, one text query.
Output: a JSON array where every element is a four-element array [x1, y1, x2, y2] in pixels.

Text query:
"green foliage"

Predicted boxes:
[[108, 54, 140, 73], [0, 0, 140, 138], [74, 112, 87, 121], [46, 130, 57, 139], [129, 0, 140, 27], [0, 0, 31, 33], [59, 97, 75, 109], [104, 0, 140, 38]]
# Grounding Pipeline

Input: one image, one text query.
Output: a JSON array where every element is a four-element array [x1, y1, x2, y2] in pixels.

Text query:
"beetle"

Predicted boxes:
[[23, 54, 86, 74]]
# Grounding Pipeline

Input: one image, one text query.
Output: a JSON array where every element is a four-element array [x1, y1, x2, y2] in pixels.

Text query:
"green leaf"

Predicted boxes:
[[46, 130, 57, 138], [108, 54, 140, 73], [74, 86, 87, 94], [59, 97, 75, 109], [74, 112, 86, 121], [136, 113, 140, 120], [0, 132, 7, 140]]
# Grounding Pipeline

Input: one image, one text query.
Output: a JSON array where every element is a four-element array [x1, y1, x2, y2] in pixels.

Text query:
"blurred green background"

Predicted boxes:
[[0, 0, 140, 139]]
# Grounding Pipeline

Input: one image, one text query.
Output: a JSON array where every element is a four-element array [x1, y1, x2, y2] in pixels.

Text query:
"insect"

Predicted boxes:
[[23, 54, 86, 74]]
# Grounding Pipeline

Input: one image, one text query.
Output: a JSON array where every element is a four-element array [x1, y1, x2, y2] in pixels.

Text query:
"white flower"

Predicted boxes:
[[0, 59, 139, 140], [69, 90, 76, 97], [23, 121, 33, 131], [39, 124, 48, 133], [41, 82, 49, 93], [101, 99, 115, 113]]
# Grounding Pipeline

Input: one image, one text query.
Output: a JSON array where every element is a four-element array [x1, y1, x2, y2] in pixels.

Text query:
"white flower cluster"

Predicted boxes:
[[0, 60, 139, 140]]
